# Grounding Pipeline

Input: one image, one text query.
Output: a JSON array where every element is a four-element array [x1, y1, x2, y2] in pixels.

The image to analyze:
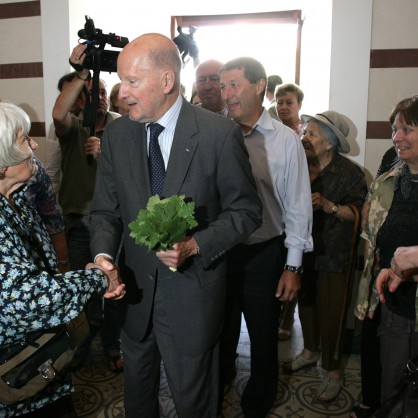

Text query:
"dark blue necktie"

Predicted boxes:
[[148, 123, 165, 196]]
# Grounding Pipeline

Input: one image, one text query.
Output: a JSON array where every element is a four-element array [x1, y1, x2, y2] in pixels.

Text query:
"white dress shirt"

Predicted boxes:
[[243, 109, 313, 266], [146, 95, 183, 167]]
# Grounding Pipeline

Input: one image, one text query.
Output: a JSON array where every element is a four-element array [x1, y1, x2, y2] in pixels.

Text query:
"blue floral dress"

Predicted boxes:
[[0, 186, 107, 417]]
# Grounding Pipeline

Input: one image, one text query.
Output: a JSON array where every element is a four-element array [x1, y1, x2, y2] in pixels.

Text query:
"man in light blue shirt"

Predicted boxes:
[[219, 57, 313, 417]]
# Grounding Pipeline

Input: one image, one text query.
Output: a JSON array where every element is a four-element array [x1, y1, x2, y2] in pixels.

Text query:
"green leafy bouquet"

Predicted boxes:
[[129, 195, 198, 254]]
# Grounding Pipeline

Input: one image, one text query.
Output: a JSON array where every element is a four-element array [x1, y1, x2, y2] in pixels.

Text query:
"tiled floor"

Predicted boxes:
[[72, 311, 361, 417]]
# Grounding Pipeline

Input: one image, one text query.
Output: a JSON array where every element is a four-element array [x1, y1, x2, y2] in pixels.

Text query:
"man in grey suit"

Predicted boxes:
[[89, 33, 262, 418]]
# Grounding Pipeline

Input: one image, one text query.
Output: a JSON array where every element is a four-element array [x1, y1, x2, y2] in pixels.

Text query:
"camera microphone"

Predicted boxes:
[[77, 29, 87, 39]]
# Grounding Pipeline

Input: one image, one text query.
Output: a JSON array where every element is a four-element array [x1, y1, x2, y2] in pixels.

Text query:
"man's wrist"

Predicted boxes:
[[95, 253, 113, 263], [284, 264, 303, 277], [76, 72, 89, 81]]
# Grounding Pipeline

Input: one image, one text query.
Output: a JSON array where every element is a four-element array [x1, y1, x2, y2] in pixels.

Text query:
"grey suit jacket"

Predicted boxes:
[[90, 98, 262, 355]]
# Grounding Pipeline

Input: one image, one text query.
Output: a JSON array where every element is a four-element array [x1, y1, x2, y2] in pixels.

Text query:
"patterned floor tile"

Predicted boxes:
[[72, 316, 361, 417]]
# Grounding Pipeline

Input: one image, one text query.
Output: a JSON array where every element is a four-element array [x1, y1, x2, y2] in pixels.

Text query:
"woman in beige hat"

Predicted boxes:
[[283, 110, 367, 401]]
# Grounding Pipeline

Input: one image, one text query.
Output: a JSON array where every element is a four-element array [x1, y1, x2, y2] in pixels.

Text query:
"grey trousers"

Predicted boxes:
[[122, 280, 219, 418]]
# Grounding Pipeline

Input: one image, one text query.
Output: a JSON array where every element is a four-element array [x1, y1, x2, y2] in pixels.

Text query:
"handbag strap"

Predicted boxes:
[[0, 327, 65, 366], [0, 332, 57, 374]]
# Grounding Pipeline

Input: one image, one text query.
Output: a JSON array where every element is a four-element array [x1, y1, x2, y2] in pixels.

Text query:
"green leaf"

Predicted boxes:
[[128, 195, 198, 252]]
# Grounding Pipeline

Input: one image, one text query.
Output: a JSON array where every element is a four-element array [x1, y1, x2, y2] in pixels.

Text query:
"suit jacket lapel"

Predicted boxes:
[[128, 123, 151, 198], [163, 101, 199, 196]]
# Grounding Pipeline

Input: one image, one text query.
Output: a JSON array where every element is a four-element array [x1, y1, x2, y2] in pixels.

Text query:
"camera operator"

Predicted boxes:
[[172, 26, 200, 67], [52, 43, 122, 370]]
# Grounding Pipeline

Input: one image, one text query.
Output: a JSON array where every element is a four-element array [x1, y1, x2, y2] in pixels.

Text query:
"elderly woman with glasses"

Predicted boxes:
[[0, 103, 124, 417], [282, 111, 367, 402]]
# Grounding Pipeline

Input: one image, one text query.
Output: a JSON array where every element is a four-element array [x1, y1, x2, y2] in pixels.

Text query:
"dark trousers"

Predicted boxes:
[[123, 280, 219, 418], [359, 304, 381, 410], [66, 216, 121, 355], [298, 270, 348, 371], [221, 236, 285, 418], [19, 395, 75, 418], [66, 219, 103, 330]]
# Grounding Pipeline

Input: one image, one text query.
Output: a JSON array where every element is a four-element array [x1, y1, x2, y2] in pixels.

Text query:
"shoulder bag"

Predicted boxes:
[[0, 326, 74, 405], [373, 357, 418, 418]]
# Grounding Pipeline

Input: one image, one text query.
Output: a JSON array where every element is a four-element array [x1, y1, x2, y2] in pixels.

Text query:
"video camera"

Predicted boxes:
[[74, 16, 129, 164], [77, 15, 129, 73]]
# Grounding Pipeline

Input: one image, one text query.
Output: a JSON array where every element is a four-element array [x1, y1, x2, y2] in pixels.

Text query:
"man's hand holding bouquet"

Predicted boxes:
[[129, 195, 198, 271]]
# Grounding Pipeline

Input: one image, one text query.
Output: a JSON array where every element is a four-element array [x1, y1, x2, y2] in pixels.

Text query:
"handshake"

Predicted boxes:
[[87, 256, 126, 300]]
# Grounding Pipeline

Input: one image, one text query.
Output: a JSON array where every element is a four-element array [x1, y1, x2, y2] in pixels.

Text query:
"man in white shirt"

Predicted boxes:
[[219, 57, 313, 418]]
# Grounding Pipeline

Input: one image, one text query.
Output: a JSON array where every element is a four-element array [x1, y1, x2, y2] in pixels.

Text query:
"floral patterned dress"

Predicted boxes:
[[0, 186, 107, 417], [25, 158, 65, 235]]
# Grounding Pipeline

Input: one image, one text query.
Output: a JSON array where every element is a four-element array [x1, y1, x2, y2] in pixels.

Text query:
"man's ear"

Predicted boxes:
[[256, 78, 267, 96], [163, 70, 175, 93]]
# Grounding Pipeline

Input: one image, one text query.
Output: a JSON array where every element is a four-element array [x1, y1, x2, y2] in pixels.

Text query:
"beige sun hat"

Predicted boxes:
[[301, 110, 350, 153]]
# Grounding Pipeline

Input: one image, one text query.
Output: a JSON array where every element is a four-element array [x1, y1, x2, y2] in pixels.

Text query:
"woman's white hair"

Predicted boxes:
[[0, 102, 31, 168]]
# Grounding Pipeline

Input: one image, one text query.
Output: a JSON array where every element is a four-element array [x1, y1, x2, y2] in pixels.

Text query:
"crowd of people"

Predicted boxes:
[[0, 31, 417, 418]]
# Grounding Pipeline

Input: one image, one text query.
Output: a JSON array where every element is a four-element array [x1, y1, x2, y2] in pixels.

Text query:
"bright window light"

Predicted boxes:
[[180, 22, 299, 100]]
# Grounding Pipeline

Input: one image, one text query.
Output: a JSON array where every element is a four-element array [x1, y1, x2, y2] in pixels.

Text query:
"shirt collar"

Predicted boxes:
[[243, 108, 275, 137], [147, 95, 183, 133]]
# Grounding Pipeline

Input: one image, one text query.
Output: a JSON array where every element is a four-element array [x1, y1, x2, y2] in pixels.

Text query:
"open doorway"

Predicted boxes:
[[171, 11, 302, 101]]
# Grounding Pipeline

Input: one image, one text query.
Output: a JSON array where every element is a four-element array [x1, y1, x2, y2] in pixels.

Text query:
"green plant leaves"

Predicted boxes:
[[128, 195, 198, 252]]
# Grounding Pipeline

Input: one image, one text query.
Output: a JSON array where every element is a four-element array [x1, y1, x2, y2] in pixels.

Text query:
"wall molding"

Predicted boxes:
[[0, 1, 40, 19], [366, 121, 392, 139], [0, 63, 43, 79], [370, 49, 418, 68], [30, 121, 46, 137]]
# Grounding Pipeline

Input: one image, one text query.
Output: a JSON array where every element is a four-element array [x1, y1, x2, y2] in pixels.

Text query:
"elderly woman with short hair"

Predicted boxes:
[[283, 111, 367, 401], [0, 102, 124, 417], [354, 96, 418, 416]]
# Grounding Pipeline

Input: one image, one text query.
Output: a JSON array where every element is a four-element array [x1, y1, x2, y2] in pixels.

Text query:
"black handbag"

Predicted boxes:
[[373, 358, 418, 418], [0, 326, 74, 405]]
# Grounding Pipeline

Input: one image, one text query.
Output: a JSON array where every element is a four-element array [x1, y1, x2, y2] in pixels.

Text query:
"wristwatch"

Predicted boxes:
[[284, 264, 303, 277], [331, 203, 340, 214]]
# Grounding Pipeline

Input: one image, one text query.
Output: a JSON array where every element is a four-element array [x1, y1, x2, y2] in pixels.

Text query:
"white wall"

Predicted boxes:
[[41, 0, 70, 136], [365, 0, 418, 180], [329, 0, 373, 169]]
